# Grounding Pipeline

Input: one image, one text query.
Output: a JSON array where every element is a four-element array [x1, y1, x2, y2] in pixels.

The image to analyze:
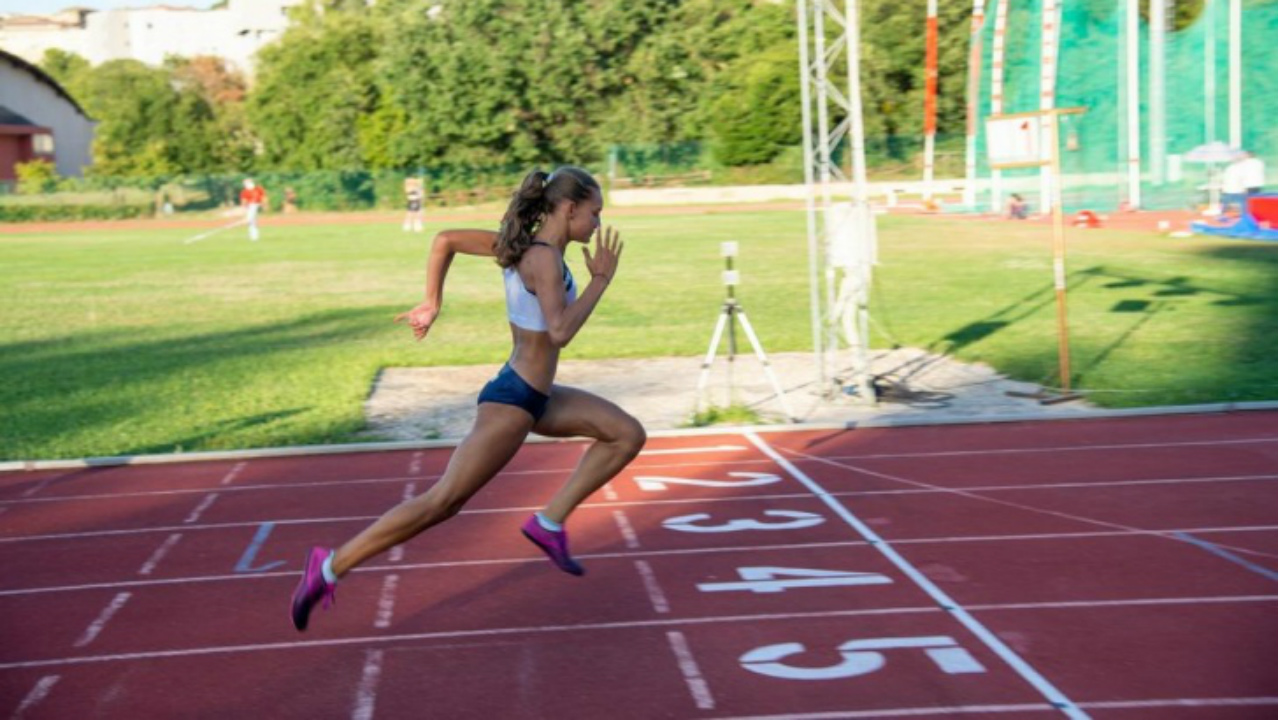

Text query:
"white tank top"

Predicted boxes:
[[504, 244, 578, 332]]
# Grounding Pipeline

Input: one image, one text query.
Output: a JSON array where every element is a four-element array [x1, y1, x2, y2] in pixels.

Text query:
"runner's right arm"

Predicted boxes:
[[396, 229, 498, 341]]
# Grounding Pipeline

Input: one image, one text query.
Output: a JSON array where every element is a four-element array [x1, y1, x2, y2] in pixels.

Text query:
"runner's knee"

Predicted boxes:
[[612, 416, 646, 459]]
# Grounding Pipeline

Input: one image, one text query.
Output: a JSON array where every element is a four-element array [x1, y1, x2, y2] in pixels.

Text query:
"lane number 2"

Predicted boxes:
[[633, 472, 782, 492]]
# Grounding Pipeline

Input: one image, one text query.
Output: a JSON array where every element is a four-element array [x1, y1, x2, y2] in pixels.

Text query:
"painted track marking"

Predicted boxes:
[[374, 574, 400, 629], [707, 696, 1279, 719], [612, 510, 641, 549], [745, 431, 1088, 719], [3, 529, 1274, 598], [351, 649, 385, 720], [10, 675, 59, 718], [634, 560, 670, 613], [219, 461, 246, 486], [73, 592, 131, 648], [1173, 532, 1278, 580], [137, 533, 183, 576], [786, 447, 1277, 560], [666, 630, 715, 709], [183, 493, 219, 524]]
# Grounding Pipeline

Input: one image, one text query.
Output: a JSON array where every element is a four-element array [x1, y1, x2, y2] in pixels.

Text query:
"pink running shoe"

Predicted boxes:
[[521, 515, 585, 576], [290, 546, 336, 631]]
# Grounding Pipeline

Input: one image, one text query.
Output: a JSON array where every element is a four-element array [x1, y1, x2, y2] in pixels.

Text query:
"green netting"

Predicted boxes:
[[967, 0, 1277, 213]]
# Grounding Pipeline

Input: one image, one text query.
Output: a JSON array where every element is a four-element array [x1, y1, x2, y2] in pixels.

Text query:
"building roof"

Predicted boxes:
[[0, 49, 92, 120], [0, 104, 39, 126]]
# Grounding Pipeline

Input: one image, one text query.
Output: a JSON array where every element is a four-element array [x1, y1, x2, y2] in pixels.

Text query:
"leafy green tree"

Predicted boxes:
[[247, 3, 382, 170], [37, 48, 90, 99], [708, 44, 801, 165]]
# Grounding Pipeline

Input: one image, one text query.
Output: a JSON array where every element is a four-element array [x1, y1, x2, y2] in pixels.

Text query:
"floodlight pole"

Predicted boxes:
[[795, 0, 877, 404]]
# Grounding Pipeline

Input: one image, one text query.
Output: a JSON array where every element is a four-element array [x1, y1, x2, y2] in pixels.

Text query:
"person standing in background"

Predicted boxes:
[[404, 176, 425, 232], [240, 178, 267, 241]]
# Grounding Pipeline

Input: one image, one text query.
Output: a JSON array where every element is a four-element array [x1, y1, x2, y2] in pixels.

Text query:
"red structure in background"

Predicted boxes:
[[0, 105, 55, 184]]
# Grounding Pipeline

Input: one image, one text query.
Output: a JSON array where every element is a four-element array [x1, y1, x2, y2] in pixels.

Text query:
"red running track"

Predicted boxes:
[[0, 410, 1275, 719]]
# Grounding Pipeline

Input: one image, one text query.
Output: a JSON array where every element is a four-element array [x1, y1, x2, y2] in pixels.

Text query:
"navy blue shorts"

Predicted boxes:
[[477, 363, 550, 421]]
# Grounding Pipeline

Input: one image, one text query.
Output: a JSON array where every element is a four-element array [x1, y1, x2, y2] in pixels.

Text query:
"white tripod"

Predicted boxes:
[[695, 242, 797, 422]]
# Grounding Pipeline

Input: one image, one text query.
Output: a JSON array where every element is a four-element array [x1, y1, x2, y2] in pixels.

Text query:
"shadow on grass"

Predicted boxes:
[[925, 247, 1276, 398], [0, 306, 399, 459]]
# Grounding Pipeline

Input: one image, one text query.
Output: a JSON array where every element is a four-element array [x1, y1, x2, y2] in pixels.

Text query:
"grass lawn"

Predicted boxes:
[[1, 208, 1274, 460]]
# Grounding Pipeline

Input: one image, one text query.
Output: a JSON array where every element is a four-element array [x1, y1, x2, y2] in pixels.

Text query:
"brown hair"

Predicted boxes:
[[493, 166, 600, 268]]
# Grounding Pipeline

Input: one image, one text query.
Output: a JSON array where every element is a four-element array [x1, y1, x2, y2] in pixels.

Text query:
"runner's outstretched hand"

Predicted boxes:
[[582, 226, 623, 285]]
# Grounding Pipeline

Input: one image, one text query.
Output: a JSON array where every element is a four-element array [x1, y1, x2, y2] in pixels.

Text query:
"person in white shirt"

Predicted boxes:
[[1237, 153, 1266, 195]]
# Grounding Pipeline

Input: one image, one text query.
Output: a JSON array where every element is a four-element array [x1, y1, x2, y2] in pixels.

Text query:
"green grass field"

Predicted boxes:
[[1, 208, 1274, 461]]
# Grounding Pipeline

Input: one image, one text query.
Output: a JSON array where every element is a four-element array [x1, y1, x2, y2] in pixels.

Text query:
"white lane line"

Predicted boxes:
[[745, 431, 1088, 720], [5, 530, 1278, 599], [20, 477, 55, 498], [710, 703, 1056, 719], [708, 697, 1280, 720], [634, 560, 670, 613], [10, 674, 60, 718], [2, 606, 943, 671], [612, 510, 641, 549], [137, 533, 183, 576], [666, 631, 714, 710], [966, 594, 1277, 611], [183, 493, 219, 524], [6, 594, 1280, 672], [640, 445, 745, 456], [73, 592, 132, 648], [788, 447, 1278, 560], [373, 574, 400, 629], [408, 451, 423, 476], [219, 462, 246, 486], [820, 436, 1276, 461], [1080, 698, 1278, 710], [350, 649, 385, 720], [602, 482, 619, 501]]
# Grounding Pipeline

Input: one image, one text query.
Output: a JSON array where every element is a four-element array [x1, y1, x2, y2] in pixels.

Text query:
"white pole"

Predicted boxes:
[[1228, 0, 1242, 148], [796, 0, 826, 392], [844, 0, 876, 402], [1126, 0, 1142, 208], [1039, 0, 1062, 214], [963, 0, 986, 208], [990, 0, 1009, 212], [1205, 0, 1216, 144], [1149, 0, 1166, 184]]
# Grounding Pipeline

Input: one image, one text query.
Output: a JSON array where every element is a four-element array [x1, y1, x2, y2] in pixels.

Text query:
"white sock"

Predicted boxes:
[[535, 513, 563, 532], [321, 551, 338, 584]]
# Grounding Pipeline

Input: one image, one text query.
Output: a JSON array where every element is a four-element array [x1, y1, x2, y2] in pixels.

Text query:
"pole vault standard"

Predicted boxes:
[[987, 107, 1087, 403], [795, 0, 878, 404]]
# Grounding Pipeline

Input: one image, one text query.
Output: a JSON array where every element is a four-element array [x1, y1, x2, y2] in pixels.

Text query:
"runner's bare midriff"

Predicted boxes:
[[508, 324, 559, 393]]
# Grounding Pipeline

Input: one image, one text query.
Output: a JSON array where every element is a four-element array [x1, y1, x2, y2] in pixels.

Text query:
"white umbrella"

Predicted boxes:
[[1183, 141, 1247, 164], [1182, 142, 1246, 216]]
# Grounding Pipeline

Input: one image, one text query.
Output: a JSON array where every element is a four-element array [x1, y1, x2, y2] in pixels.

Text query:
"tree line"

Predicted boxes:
[[39, 0, 986, 180]]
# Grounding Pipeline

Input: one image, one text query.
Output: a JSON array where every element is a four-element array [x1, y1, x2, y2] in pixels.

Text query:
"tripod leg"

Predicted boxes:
[[696, 309, 730, 410], [735, 310, 798, 422]]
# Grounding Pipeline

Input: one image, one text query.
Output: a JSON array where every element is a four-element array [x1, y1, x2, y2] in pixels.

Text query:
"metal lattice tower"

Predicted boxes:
[[795, 0, 877, 404]]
